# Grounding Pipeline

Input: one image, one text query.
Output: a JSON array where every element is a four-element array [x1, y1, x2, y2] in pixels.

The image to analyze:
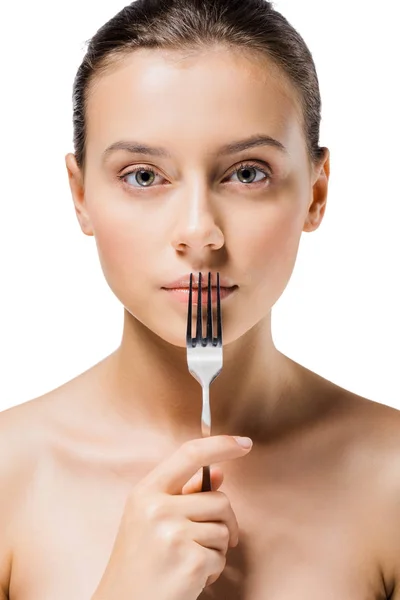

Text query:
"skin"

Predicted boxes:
[[1, 45, 400, 599], [69, 45, 328, 442]]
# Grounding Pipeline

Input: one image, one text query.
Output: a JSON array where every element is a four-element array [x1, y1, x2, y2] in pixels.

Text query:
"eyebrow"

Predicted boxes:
[[102, 133, 288, 162]]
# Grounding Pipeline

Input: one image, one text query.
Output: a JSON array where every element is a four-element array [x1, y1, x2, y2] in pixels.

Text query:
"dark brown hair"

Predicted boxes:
[[72, 0, 325, 176]]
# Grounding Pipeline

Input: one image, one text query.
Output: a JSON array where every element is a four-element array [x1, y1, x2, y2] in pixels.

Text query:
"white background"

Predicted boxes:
[[0, 0, 398, 412]]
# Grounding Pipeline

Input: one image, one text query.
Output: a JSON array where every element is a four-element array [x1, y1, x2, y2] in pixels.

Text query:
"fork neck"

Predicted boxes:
[[96, 309, 303, 445]]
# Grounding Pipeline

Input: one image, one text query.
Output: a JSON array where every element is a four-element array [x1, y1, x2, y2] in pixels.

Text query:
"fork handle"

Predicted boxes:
[[201, 465, 212, 491]]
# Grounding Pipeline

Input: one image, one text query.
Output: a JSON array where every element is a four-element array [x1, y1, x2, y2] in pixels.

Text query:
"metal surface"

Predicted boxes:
[[186, 272, 223, 492]]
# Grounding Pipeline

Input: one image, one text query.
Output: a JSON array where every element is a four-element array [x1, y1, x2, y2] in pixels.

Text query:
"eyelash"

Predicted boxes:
[[117, 161, 272, 192]]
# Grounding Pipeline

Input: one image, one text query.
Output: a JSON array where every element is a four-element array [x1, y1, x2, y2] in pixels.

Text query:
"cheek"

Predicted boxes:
[[237, 198, 306, 306], [253, 206, 303, 263], [87, 196, 152, 297]]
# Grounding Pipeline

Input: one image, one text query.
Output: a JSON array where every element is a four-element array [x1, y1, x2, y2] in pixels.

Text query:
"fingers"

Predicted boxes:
[[172, 491, 239, 548], [181, 467, 224, 494], [191, 522, 231, 553], [142, 435, 252, 495]]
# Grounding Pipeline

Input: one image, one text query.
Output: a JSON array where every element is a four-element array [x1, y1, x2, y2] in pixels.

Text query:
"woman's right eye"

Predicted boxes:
[[119, 166, 164, 189]]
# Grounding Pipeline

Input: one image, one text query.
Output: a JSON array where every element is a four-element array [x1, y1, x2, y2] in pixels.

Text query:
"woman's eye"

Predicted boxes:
[[120, 167, 162, 188], [228, 163, 271, 185], [118, 162, 271, 190]]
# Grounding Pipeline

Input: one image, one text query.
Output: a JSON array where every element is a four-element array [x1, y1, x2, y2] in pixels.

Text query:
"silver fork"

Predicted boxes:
[[186, 271, 223, 492]]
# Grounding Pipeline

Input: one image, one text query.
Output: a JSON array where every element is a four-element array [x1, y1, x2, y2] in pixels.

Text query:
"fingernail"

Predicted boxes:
[[233, 436, 253, 449]]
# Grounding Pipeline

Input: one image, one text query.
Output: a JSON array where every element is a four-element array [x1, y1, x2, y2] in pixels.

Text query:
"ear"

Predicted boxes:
[[65, 153, 94, 236], [303, 147, 330, 233]]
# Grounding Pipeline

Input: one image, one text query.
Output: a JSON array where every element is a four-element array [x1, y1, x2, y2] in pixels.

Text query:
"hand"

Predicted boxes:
[[91, 434, 253, 600]]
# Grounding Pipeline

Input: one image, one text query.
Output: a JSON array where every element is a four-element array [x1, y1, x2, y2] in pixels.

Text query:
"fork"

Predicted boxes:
[[186, 271, 223, 492]]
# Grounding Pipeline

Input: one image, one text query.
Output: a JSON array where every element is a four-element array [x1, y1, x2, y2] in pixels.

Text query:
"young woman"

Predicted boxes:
[[1, 0, 399, 598]]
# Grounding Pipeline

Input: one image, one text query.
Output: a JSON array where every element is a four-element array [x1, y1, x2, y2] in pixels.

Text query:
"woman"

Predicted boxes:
[[1, 0, 399, 598]]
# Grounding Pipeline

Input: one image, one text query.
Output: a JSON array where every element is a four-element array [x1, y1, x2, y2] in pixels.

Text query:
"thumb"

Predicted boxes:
[[181, 466, 224, 494]]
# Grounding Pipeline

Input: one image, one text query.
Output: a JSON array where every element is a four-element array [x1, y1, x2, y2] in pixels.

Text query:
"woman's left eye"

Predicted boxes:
[[118, 162, 271, 190], [228, 162, 271, 186]]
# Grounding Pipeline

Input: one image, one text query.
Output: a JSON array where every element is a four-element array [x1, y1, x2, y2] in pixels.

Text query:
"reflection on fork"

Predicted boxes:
[[186, 272, 223, 492]]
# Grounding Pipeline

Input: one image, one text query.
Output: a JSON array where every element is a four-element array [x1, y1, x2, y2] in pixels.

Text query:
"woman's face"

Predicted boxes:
[[66, 46, 329, 348]]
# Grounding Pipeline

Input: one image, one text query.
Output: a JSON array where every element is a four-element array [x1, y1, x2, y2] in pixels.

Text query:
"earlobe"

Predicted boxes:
[[64, 153, 94, 236], [303, 147, 330, 233]]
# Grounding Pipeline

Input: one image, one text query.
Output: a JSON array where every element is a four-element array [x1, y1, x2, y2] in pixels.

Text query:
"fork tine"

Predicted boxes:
[[186, 273, 193, 347], [216, 272, 222, 347], [206, 272, 213, 345], [196, 272, 203, 345], [187, 271, 223, 348]]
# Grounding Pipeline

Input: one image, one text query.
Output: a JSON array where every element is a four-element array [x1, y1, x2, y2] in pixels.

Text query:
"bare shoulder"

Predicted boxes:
[[293, 359, 400, 457], [0, 405, 27, 596], [0, 392, 64, 598], [0, 363, 101, 484], [295, 359, 400, 444], [311, 368, 400, 468], [336, 387, 400, 451], [298, 362, 400, 501], [0, 357, 113, 598], [344, 391, 400, 486], [295, 364, 400, 595], [357, 396, 400, 596], [323, 384, 400, 596]]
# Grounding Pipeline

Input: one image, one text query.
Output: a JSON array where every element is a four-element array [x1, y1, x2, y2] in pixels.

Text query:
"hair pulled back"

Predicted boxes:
[[72, 0, 325, 175]]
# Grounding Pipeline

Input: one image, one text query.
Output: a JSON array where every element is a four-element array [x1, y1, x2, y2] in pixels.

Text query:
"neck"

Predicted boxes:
[[95, 309, 305, 446]]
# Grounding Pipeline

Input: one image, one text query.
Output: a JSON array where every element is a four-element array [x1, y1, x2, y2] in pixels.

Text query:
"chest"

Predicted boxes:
[[9, 456, 387, 600]]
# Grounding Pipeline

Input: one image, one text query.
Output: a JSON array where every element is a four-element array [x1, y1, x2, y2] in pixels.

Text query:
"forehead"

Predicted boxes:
[[85, 47, 304, 159]]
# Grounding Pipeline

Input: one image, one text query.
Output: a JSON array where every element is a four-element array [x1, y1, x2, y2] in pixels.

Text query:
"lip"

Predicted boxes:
[[163, 286, 238, 304], [162, 272, 236, 289]]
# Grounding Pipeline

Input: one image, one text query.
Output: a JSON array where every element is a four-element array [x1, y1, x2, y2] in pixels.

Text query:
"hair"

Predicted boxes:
[[72, 0, 325, 177]]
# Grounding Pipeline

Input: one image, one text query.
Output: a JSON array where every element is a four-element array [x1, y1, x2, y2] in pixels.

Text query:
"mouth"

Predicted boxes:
[[163, 272, 236, 289], [162, 285, 238, 304]]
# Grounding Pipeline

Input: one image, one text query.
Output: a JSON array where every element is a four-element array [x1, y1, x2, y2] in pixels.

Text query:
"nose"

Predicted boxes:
[[170, 179, 225, 254]]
